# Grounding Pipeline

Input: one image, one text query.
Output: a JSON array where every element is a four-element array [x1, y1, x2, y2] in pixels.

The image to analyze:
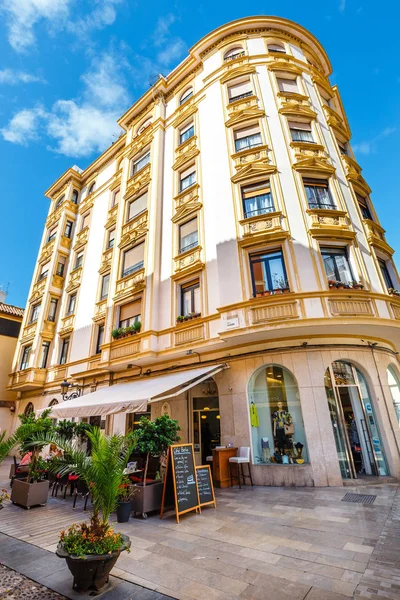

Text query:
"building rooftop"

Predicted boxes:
[[0, 303, 24, 318]]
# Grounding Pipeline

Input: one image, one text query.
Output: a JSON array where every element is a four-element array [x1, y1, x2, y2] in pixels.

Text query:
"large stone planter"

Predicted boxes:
[[56, 534, 131, 592], [131, 480, 163, 518], [10, 479, 49, 508]]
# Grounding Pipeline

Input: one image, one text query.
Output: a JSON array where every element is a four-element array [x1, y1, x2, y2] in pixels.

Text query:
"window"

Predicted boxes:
[[228, 79, 252, 103], [59, 337, 70, 365], [289, 120, 313, 143], [137, 118, 152, 135], [338, 140, 347, 155], [55, 195, 65, 210], [107, 228, 115, 249], [100, 274, 110, 300], [179, 122, 194, 145], [74, 252, 83, 270], [267, 42, 285, 53], [387, 366, 400, 426], [179, 88, 193, 105], [96, 325, 104, 354], [250, 250, 288, 296], [234, 125, 262, 152], [112, 189, 120, 207], [181, 281, 200, 316], [242, 181, 275, 218], [30, 303, 41, 324], [47, 227, 57, 243], [127, 191, 148, 222], [320, 90, 333, 108], [80, 213, 90, 231], [20, 346, 32, 370], [40, 341, 50, 369], [72, 189, 79, 204], [179, 218, 198, 253], [277, 77, 299, 94], [48, 298, 58, 322], [119, 300, 141, 328], [122, 243, 144, 278], [224, 47, 244, 61], [56, 256, 66, 277], [65, 220, 73, 238], [378, 259, 393, 290], [126, 411, 151, 431], [356, 193, 373, 220], [88, 182, 96, 195], [180, 167, 196, 192], [321, 247, 354, 285], [38, 262, 50, 282], [248, 365, 308, 465], [66, 293, 77, 316], [303, 178, 336, 210], [132, 152, 150, 175]]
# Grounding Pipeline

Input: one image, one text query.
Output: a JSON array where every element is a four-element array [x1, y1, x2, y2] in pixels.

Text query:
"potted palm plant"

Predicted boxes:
[[11, 408, 54, 508], [27, 427, 134, 593], [128, 415, 180, 518]]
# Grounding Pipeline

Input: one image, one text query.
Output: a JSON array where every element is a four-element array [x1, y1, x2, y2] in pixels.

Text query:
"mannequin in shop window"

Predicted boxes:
[[273, 401, 293, 459], [347, 412, 364, 474]]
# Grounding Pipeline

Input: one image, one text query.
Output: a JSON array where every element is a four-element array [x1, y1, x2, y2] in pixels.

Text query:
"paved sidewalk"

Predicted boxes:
[[0, 564, 66, 599], [1, 458, 400, 600]]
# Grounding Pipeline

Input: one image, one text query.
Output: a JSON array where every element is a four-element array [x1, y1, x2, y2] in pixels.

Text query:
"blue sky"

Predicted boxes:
[[0, 0, 398, 307]]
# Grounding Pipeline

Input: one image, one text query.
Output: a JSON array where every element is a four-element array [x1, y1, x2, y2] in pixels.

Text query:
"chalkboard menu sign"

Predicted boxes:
[[160, 444, 201, 523], [196, 465, 216, 508]]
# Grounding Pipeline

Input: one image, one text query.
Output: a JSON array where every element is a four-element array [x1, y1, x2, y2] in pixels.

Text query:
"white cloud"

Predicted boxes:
[[152, 14, 176, 47], [1, 107, 45, 144], [46, 101, 121, 157], [157, 39, 186, 68], [0, 69, 45, 84], [1, 52, 128, 157], [0, 0, 71, 52], [0, 0, 124, 52], [339, 0, 346, 12], [353, 127, 396, 156]]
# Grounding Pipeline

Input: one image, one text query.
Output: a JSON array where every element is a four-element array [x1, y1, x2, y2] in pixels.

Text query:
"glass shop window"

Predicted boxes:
[[248, 365, 308, 465]]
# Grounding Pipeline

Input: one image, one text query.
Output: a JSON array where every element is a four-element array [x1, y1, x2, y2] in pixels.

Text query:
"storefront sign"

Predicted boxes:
[[160, 443, 201, 523], [196, 465, 216, 508]]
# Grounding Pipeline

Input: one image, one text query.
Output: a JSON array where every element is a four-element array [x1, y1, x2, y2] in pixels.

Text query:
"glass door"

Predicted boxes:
[[192, 396, 220, 465]]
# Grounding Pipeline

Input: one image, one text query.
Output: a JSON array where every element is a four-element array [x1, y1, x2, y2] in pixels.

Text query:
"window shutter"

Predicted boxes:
[[180, 166, 196, 180], [303, 178, 329, 188], [123, 243, 144, 269], [277, 78, 299, 93], [228, 80, 251, 98], [234, 125, 260, 140], [128, 192, 148, 220], [289, 121, 311, 131], [268, 43, 285, 52], [40, 262, 50, 275], [242, 181, 271, 198], [120, 300, 141, 321], [180, 218, 197, 238], [81, 213, 90, 229]]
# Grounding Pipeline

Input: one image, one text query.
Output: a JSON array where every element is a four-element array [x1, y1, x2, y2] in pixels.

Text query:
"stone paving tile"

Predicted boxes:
[[0, 564, 67, 600]]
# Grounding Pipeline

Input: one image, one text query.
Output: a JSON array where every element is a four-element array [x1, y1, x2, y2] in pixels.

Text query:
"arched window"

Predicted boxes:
[[387, 366, 400, 426], [87, 181, 96, 195], [224, 46, 245, 61], [179, 87, 193, 105], [137, 118, 152, 135], [55, 195, 65, 210], [71, 190, 79, 204], [248, 365, 308, 465], [267, 42, 286, 53], [24, 402, 35, 416]]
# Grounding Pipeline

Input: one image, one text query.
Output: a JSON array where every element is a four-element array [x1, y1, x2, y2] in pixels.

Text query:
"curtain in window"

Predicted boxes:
[[180, 218, 198, 252], [304, 179, 335, 209], [180, 123, 194, 144], [133, 152, 150, 174], [289, 121, 313, 142], [234, 125, 262, 151], [180, 168, 196, 191], [277, 78, 299, 93], [123, 244, 145, 277], [322, 248, 353, 284], [228, 80, 252, 100], [128, 192, 148, 221], [242, 182, 274, 218]]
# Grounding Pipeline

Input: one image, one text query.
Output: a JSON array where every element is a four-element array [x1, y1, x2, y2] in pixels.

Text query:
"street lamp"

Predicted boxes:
[[60, 379, 81, 401]]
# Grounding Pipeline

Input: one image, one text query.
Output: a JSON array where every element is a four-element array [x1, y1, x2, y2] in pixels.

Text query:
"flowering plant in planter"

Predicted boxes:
[[60, 518, 125, 559], [112, 321, 142, 340], [0, 488, 10, 509], [351, 281, 364, 289], [388, 288, 400, 297]]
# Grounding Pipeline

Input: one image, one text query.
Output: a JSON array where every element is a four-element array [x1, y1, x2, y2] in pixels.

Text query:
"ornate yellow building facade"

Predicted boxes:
[[9, 16, 400, 485]]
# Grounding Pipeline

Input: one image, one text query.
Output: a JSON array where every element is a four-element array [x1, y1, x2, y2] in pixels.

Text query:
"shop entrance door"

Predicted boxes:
[[192, 396, 220, 465], [325, 361, 388, 479]]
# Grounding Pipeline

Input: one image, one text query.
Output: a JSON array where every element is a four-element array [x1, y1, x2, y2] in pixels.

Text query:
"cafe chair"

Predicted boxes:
[[229, 446, 254, 488], [206, 446, 225, 463]]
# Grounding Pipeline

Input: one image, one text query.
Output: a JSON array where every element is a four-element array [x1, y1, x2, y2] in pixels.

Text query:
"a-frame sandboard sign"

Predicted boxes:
[[160, 443, 201, 523]]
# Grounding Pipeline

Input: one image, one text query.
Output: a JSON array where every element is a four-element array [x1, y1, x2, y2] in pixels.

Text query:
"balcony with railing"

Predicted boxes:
[[239, 210, 286, 244], [46, 199, 78, 229], [60, 234, 72, 250], [65, 266, 83, 293], [42, 319, 56, 340], [173, 136, 199, 171], [125, 163, 151, 199], [99, 247, 113, 274], [114, 264, 145, 302], [306, 208, 352, 239], [105, 203, 119, 229], [73, 227, 89, 251], [38, 239, 56, 264], [20, 321, 38, 344], [59, 313, 75, 337], [8, 368, 47, 391], [174, 245, 203, 275], [363, 219, 394, 255], [93, 299, 107, 323], [30, 276, 47, 302]]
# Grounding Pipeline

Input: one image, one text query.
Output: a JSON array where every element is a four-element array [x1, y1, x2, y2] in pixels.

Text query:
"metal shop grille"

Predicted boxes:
[[341, 493, 376, 505]]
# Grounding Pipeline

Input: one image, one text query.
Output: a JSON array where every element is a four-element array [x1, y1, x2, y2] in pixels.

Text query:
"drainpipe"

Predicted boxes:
[[369, 342, 400, 457]]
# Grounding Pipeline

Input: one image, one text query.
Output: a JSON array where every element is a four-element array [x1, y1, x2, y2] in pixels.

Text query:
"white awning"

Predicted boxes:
[[41, 364, 227, 419]]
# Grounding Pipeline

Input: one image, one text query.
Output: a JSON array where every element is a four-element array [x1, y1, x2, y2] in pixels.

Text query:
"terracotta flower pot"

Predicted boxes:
[[56, 534, 131, 593]]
